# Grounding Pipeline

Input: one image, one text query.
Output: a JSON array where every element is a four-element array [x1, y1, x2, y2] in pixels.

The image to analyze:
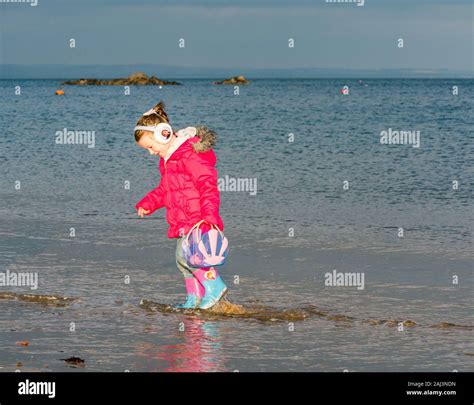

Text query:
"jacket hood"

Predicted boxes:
[[164, 126, 217, 162]]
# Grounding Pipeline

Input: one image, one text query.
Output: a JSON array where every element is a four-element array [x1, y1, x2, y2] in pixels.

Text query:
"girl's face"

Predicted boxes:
[[137, 133, 172, 158]]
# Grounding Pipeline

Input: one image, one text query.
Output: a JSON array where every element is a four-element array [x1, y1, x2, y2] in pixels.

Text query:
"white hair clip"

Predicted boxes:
[[142, 108, 157, 116]]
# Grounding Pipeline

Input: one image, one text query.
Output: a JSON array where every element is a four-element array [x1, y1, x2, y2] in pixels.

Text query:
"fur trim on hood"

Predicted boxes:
[[165, 126, 217, 162], [192, 126, 217, 153]]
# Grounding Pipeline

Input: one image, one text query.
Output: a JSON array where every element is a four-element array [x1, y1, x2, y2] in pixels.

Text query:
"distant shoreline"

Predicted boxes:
[[1, 65, 472, 80], [1, 77, 473, 81]]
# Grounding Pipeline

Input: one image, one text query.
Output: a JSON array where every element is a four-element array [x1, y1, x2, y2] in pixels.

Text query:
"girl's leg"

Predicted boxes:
[[175, 236, 194, 280], [175, 237, 205, 308]]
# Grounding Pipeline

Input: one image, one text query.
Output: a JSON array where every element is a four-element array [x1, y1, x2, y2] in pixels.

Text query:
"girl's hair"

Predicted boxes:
[[134, 101, 170, 142]]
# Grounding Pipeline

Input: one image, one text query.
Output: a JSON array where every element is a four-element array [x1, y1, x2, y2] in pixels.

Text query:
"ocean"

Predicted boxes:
[[0, 78, 472, 371]]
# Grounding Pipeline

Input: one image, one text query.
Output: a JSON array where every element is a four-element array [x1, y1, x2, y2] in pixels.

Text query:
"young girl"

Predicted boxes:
[[134, 101, 227, 310]]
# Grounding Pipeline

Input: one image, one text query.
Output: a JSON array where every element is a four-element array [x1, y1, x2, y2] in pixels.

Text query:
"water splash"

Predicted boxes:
[[139, 298, 311, 322], [139, 298, 473, 330]]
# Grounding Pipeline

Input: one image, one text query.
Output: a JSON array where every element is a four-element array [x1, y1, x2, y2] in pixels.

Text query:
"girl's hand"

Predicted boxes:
[[137, 207, 151, 218], [201, 220, 215, 230]]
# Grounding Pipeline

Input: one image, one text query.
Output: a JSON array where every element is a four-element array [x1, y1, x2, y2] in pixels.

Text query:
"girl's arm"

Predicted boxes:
[[135, 180, 166, 215], [185, 152, 221, 225]]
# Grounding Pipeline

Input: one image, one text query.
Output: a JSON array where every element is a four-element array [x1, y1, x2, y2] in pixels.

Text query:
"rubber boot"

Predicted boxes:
[[175, 277, 205, 309], [193, 267, 228, 310]]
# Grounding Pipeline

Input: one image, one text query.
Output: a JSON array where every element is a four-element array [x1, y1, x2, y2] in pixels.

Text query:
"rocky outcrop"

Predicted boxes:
[[214, 75, 250, 85], [62, 72, 180, 86]]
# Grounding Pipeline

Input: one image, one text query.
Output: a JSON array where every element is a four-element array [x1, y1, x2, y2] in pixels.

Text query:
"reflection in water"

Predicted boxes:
[[133, 318, 225, 372]]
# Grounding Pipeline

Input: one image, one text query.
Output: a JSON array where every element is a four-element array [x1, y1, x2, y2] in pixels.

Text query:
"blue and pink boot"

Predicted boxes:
[[193, 267, 228, 310], [175, 277, 205, 309]]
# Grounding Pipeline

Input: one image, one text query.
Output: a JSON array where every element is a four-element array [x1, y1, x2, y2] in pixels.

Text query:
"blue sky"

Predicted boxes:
[[0, 0, 472, 71]]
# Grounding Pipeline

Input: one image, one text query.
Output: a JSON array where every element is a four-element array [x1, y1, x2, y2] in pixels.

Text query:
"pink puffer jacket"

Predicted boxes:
[[135, 128, 224, 239]]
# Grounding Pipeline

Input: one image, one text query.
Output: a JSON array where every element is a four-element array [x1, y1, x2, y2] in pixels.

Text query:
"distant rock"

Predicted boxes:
[[61, 357, 85, 368], [62, 72, 180, 86], [214, 75, 250, 85]]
